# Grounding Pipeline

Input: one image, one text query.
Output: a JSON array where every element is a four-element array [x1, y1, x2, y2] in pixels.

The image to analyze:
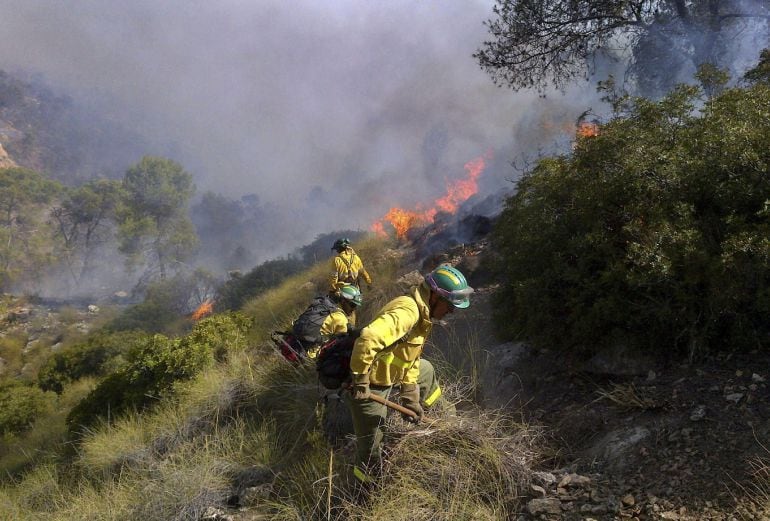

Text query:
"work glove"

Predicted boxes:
[[399, 383, 423, 424], [351, 373, 371, 401]]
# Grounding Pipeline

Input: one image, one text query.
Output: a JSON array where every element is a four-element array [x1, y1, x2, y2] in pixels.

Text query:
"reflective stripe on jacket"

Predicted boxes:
[[330, 248, 372, 290], [350, 284, 432, 386]]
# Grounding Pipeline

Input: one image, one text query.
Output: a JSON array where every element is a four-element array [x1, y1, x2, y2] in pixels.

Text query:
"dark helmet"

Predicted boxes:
[[337, 283, 362, 307], [332, 237, 351, 252], [424, 264, 474, 309]]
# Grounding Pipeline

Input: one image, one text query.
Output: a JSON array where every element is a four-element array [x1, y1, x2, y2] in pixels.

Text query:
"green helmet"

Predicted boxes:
[[332, 237, 351, 252], [424, 264, 474, 309], [338, 283, 362, 307]]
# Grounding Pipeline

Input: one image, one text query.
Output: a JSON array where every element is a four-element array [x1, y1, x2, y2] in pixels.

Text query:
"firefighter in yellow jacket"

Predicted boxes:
[[347, 264, 473, 483], [311, 284, 361, 358], [292, 284, 362, 359], [330, 238, 372, 292]]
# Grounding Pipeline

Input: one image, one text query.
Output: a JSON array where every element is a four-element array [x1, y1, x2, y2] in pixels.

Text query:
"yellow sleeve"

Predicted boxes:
[[403, 357, 420, 385], [320, 310, 349, 337], [350, 297, 419, 375]]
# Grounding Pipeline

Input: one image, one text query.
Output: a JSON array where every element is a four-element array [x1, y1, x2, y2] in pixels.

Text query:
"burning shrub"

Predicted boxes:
[[493, 77, 770, 358]]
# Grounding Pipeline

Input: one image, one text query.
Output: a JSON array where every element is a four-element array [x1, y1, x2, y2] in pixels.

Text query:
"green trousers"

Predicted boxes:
[[348, 358, 444, 482]]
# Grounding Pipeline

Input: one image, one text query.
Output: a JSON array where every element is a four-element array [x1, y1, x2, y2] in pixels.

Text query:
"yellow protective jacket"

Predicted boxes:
[[320, 309, 354, 337], [330, 248, 372, 290], [350, 284, 432, 386], [307, 308, 352, 359]]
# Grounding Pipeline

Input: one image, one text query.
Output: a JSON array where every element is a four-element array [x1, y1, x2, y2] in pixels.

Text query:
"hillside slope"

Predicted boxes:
[[471, 248, 770, 519], [0, 70, 150, 183]]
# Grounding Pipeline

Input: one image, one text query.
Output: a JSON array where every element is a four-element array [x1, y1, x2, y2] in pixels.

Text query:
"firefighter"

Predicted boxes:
[[329, 238, 372, 292], [299, 283, 362, 359], [347, 264, 474, 483]]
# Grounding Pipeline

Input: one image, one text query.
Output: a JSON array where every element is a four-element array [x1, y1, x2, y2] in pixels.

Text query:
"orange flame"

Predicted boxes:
[[576, 121, 599, 137], [191, 299, 213, 321], [371, 153, 489, 239]]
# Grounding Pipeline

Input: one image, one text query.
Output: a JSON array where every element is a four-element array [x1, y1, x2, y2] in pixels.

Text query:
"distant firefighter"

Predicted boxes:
[[329, 237, 372, 292]]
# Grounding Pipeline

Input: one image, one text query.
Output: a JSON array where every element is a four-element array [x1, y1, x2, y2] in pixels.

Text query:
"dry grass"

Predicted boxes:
[[0, 234, 545, 521], [360, 407, 538, 520], [595, 382, 657, 410]]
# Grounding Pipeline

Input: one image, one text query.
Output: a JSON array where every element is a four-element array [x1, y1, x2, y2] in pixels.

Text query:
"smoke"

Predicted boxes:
[[1, 0, 765, 277], [0, 3, 545, 243]]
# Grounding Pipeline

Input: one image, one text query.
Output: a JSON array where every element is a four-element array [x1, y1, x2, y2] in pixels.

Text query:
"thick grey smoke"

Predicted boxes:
[[0, 1, 560, 255], [2, 0, 763, 272]]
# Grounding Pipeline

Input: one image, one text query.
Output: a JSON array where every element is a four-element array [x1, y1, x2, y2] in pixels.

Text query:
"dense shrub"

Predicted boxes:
[[215, 257, 304, 311], [66, 312, 252, 432], [0, 381, 55, 435], [186, 312, 253, 361], [38, 330, 147, 393], [493, 80, 770, 358]]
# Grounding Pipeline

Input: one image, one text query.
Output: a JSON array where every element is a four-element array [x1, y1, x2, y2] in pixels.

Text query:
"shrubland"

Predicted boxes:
[[4, 58, 770, 519], [492, 69, 770, 359], [0, 232, 539, 520]]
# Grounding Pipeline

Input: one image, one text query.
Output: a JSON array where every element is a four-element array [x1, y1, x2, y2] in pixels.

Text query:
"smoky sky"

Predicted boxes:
[[2, 1, 764, 261], [0, 1, 555, 238]]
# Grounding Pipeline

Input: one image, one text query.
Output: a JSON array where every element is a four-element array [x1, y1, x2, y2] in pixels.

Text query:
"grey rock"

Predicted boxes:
[[580, 343, 655, 376], [586, 426, 651, 471], [689, 405, 706, 421], [479, 341, 528, 408], [527, 497, 562, 516]]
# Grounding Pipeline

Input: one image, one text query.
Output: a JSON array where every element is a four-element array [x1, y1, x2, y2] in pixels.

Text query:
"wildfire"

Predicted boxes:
[[371, 153, 489, 239], [191, 299, 214, 321], [576, 121, 599, 138]]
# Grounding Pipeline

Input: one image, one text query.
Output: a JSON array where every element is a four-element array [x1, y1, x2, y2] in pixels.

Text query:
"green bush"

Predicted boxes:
[[0, 381, 55, 435], [215, 257, 305, 311], [38, 330, 147, 394], [493, 80, 770, 358], [186, 312, 253, 361], [66, 313, 252, 432]]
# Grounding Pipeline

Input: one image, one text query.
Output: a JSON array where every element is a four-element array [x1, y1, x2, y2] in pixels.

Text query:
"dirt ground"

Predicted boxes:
[[505, 344, 770, 520]]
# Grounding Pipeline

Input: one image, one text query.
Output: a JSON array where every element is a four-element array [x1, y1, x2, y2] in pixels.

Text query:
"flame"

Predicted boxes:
[[576, 121, 599, 137], [191, 299, 213, 321], [371, 153, 489, 239]]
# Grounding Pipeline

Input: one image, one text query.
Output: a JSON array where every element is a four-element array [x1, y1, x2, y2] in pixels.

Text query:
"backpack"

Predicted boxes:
[[292, 295, 339, 347], [315, 335, 356, 389]]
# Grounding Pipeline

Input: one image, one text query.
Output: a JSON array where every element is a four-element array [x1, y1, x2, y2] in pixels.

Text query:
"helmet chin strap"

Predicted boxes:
[[428, 291, 440, 318]]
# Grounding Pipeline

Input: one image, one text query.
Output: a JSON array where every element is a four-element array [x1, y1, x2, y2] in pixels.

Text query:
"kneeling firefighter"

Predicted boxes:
[[347, 264, 474, 483]]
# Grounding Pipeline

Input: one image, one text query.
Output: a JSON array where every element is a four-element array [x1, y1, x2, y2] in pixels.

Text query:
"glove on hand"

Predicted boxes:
[[399, 383, 423, 423], [351, 373, 370, 401]]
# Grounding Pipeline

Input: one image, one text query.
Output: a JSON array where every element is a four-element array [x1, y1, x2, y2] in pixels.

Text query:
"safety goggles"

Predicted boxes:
[[426, 275, 475, 308]]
